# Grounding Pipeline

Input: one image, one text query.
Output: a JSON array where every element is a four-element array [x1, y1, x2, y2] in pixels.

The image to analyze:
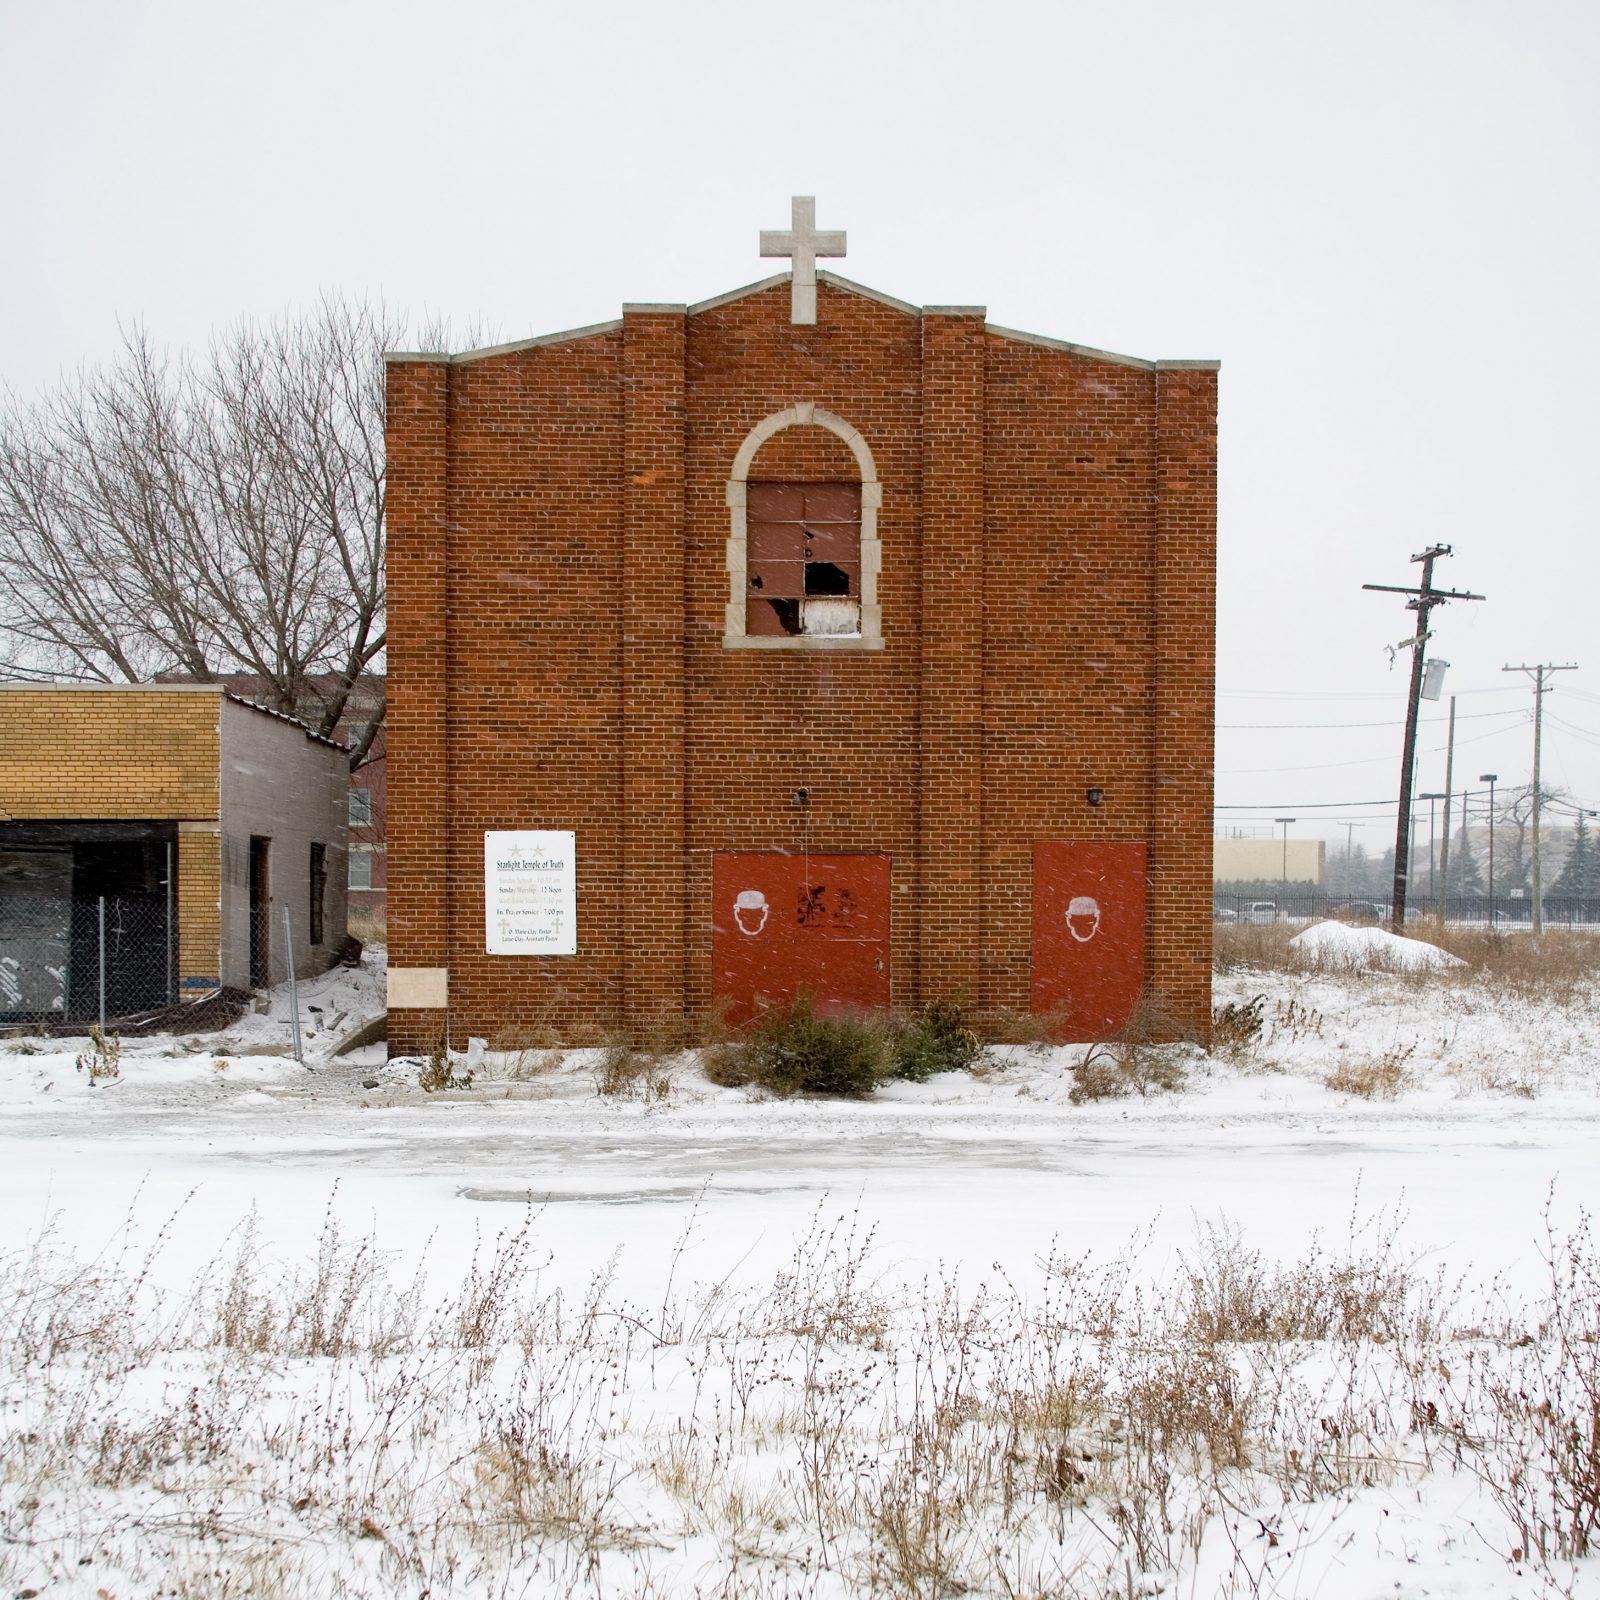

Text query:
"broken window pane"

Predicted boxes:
[[746, 480, 861, 638], [800, 598, 860, 635]]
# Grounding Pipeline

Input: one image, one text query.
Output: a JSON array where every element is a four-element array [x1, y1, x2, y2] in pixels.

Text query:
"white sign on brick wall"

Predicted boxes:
[[485, 830, 577, 955]]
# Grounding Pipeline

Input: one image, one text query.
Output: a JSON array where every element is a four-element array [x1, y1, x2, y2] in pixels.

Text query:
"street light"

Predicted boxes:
[[1479, 774, 1498, 926], [1419, 792, 1445, 902], [1274, 817, 1296, 903]]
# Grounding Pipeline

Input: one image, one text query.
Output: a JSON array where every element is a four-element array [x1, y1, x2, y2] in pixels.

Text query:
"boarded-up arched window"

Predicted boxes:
[[723, 404, 883, 651]]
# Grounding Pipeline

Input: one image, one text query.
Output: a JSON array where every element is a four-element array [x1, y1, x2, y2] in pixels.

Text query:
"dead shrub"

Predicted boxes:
[[74, 1026, 122, 1084], [1475, 1207, 1600, 1562], [1324, 1043, 1415, 1099], [1177, 1214, 1415, 1345], [1067, 995, 1191, 1103], [1068, 1042, 1186, 1103], [593, 1033, 674, 1101], [1210, 992, 1266, 1060], [418, 1037, 472, 1092]]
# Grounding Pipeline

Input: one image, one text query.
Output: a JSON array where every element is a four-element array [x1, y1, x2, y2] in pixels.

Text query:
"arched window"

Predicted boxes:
[[723, 403, 883, 650]]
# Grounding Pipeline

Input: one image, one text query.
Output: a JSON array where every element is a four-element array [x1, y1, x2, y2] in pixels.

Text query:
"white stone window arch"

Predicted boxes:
[[723, 402, 884, 650]]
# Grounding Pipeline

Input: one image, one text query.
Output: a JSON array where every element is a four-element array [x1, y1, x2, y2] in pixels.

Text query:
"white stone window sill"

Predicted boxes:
[[722, 635, 885, 651]]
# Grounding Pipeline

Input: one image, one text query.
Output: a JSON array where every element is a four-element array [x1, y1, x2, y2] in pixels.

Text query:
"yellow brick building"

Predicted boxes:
[[0, 684, 348, 1024]]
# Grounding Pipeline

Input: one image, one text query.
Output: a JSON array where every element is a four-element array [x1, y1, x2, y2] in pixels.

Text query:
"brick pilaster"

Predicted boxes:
[[384, 354, 451, 1050], [1151, 365, 1218, 1036], [621, 308, 688, 1029], [917, 310, 986, 1003]]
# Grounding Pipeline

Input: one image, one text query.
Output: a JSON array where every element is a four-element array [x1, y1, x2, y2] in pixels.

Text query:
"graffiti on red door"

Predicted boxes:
[[1032, 842, 1148, 1041], [713, 853, 890, 1022]]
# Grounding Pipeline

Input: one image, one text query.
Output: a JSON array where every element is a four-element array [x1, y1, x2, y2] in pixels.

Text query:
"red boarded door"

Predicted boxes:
[[713, 853, 890, 1023], [1032, 842, 1148, 1041]]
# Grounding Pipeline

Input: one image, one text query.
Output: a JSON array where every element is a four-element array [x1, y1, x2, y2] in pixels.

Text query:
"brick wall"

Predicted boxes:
[[386, 279, 1217, 1049], [0, 687, 220, 817], [0, 685, 222, 993]]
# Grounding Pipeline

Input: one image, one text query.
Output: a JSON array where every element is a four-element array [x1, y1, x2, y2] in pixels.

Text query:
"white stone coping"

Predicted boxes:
[[385, 319, 627, 367], [383, 277, 1218, 373], [983, 323, 1221, 372]]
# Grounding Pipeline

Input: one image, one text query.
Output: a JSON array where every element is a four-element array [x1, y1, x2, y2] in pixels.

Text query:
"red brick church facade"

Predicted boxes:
[[384, 211, 1216, 1051]]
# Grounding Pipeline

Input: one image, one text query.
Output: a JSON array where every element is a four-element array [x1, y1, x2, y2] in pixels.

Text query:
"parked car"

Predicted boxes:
[[1247, 902, 1277, 925], [1213, 906, 1238, 923]]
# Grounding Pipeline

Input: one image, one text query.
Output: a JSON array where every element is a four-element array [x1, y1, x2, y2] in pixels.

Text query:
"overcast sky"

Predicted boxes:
[[3, 0, 1596, 852]]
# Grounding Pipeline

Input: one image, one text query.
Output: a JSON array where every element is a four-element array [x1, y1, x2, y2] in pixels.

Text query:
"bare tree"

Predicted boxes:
[[1493, 781, 1569, 894], [0, 298, 461, 766]]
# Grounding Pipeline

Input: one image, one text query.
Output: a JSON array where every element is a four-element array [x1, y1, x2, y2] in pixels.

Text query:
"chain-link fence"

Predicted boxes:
[[1213, 892, 1600, 927], [0, 891, 174, 1029]]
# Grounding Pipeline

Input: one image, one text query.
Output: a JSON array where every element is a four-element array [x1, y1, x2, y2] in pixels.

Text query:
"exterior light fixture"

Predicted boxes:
[[1086, 786, 1105, 808]]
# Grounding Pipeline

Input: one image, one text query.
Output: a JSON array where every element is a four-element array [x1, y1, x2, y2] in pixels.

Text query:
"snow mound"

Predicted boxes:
[[1289, 919, 1465, 971]]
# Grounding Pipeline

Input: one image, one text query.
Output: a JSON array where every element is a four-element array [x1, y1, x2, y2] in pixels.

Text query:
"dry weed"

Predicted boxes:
[[1324, 1043, 1415, 1099], [490, 1022, 566, 1078], [594, 1033, 675, 1101], [970, 1004, 1069, 1049], [1421, 924, 1600, 1004], [1210, 992, 1266, 1061], [4, 1190, 1597, 1596]]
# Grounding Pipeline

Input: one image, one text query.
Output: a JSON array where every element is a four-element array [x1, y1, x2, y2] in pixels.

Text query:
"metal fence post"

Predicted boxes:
[[97, 896, 107, 1037], [282, 904, 303, 1067], [165, 841, 174, 1005]]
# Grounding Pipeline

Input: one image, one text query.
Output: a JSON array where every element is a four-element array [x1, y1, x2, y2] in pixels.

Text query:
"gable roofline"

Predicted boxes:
[[983, 323, 1220, 373], [386, 318, 626, 367], [223, 694, 347, 750], [383, 273, 1218, 372]]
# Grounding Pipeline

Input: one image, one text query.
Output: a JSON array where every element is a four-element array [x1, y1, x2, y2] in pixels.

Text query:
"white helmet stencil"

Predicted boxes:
[[733, 889, 770, 936], [1066, 895, 1102, 943]]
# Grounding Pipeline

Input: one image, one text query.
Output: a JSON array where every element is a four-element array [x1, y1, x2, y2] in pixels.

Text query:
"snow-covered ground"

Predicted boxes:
[[2, 944, 1598, 1597]]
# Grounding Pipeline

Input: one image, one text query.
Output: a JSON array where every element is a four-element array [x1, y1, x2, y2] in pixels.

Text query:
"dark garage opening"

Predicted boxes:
[[0, 822, 176, 1026]]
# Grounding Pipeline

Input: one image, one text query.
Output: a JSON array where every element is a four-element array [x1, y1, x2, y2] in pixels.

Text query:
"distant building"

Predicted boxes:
[[156, 670, 386, 934], [1213, 836, 1325, 886], [330, 677, 385, 933], [0, 683, 348, 1025]]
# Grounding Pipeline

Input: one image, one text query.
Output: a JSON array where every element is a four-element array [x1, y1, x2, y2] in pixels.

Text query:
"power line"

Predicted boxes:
[[1216, 708, 1523, 730], [1218, 684, 1525, 701], [1546, 712, 1600, 748], [1219, 721, 1513, 776]]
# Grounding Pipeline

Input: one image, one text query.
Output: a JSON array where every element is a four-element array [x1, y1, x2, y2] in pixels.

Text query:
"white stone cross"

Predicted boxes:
[[760, 196, 846, 326]]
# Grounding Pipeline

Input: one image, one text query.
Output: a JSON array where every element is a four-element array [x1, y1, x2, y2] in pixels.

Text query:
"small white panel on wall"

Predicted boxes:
[[485, 831, 577, 955]]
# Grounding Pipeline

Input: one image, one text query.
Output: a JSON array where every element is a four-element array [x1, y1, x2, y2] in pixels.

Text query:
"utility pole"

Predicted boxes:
[[1364, 547, 1485, 934], [1481, 774, 1499, 926], [1419, 792, 1445, 901], [1502, 662, 1578, 935], [1437, 695, 1457, 920]]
